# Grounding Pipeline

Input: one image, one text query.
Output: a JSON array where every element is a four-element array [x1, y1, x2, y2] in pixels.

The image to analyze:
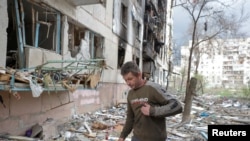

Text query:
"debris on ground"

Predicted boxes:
[[1, 94, 249, 141], [48, 95, 249, 141]]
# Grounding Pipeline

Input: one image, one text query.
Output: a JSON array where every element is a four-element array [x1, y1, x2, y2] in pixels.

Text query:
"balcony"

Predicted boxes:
[[143, 42, 156, 61], [144, 14, 157, 32], [66, 0, 106, 6], [0, 59, 107, 92]]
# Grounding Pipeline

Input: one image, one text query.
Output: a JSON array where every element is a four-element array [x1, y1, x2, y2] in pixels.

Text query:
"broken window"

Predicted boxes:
[[2, 0, 107, 92], [6, 0, 61, 69], [134, 21, 141, 40], [89, 33, 104, 59], [68, 23, 85, 58], [117, 41, 125, 68], [67, 22, 104, 60], [121, 3, 128, 28]]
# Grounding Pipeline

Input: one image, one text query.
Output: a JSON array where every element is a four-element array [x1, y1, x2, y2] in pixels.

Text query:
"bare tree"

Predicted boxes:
[[175, 0, 250, 123], [179, 66, 187, 91], [166, 0, 175, 90]]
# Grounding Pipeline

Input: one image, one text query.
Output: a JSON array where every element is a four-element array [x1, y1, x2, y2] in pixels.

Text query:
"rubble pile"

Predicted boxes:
[[0, 95, 249, 141], [47, 95, 249, 141], [165, 95, 250, 141], [50, 104, 130, 141]]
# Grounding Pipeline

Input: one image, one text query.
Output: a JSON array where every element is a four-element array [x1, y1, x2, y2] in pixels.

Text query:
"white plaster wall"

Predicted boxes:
[[0, 0, 8, 67], [41, 0, 113, 40], [61, 16, 69, 56], [82, 5, 106, 24]]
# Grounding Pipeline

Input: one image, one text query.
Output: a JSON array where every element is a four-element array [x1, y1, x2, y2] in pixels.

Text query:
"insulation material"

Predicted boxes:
[[76, 40, 90, 60], [76, 31, 90, 60]]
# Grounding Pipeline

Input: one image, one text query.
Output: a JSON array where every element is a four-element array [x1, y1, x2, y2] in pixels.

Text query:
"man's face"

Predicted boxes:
[[122, 72, 141, 89]]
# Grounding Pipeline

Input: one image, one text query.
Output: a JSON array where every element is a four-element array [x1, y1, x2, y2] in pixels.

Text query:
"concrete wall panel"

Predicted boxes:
[[93, 5, 106, 23], [10, 92, 41, 116], [0, 82, 128, 138], [0, 92, 10, 119], [0, 117, 20, 134], [105, 0, 113, 28], [25, 47, 62, 68], [0, 0, 8, 67]]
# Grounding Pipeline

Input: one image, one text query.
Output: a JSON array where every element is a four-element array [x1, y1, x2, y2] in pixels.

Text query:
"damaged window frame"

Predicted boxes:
[[4, 0, 107, 92], [7, 0, 61, 69], [120, 3, 128, 28], [7, 0, 105, 69], [67, 21, 105, 60], [117, 40, 126, 69], [134, 21, 141, 40]]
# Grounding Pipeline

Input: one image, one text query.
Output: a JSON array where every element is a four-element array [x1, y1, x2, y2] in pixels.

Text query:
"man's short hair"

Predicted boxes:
[[121, 61, 140, 76]]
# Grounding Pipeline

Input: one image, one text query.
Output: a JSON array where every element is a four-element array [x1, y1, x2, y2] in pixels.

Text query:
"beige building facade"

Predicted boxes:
[[181, 38, 250, 89]]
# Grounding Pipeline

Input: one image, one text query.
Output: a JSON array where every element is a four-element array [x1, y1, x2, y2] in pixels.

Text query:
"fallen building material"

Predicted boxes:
[[0, 134, 40, 141], [84, 122, 93, 134], [167, 129, 190, 138], [199, 131, 208, 140], [68, 128, 84, 133], [230, 118, 250, 124], [108, 136, 131, 141], [83, 132, 97, 138]]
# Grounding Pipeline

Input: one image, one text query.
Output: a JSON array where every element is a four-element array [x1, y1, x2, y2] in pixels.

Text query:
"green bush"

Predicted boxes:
[[241, 87, 250, 98], [219, 89, 233, 97]]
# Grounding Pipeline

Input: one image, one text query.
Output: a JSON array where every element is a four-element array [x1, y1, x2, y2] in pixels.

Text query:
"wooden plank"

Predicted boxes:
[[0, 134, 39, 141]]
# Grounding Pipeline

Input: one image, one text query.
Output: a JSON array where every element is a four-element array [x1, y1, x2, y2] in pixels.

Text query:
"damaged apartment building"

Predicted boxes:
[[0, 0, 174, 139]]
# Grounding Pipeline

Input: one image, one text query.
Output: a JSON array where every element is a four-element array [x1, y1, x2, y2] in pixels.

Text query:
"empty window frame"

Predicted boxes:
[[121, 3, 128, 28], [134, 21, 141, 40], [7, 0, 61, 68], [67, 22, 104, 59], [118, 41, 125, 68]]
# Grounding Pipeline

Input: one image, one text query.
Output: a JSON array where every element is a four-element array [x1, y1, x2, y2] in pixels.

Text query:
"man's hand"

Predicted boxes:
[[118, 138, 124, 141], [141, 103, 150, 116]]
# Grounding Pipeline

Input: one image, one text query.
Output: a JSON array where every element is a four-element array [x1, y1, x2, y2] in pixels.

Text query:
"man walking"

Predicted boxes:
[[118, 61, 183, 141]]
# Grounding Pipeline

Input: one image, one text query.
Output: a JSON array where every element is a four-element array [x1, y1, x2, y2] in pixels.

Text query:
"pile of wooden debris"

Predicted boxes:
[[0, 59, 109, 95]]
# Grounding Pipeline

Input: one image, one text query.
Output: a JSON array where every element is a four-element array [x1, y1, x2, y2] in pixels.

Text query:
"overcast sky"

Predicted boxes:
[[173, 6, 190, 47], [172, 0, 250, 47]]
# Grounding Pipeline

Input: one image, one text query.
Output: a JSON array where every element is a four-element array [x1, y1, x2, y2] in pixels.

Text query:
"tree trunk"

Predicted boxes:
[[166, 73, 169, 90], [182, 77, 197, 122], [180, 68, 186, 91], [200, 79, 204, 94]]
